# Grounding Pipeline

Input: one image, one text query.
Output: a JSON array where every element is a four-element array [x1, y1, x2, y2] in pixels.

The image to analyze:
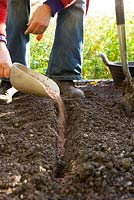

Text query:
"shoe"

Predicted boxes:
[[0, 80, 12, 94], [0, 81, 12, 104], [55, 80, 85, 98]]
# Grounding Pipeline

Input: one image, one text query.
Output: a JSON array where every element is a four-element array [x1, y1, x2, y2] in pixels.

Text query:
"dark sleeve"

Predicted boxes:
[[44, 0, 64, 17]]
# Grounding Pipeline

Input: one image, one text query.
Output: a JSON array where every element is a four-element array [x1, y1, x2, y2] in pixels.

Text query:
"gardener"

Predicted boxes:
[[2, 0, 89, 98], [0, 0, 12, 79]]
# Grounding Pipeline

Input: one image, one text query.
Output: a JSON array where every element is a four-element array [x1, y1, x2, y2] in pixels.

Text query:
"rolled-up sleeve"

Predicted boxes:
[[0, 0, 8, 36]]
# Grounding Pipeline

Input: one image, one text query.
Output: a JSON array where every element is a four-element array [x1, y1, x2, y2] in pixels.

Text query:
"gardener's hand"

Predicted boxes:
[[0, 42, 11, 78], [25, 4, 52, 35]]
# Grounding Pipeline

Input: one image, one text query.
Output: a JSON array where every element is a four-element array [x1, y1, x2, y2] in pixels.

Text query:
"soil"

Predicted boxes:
[[0, 80, 134, 200]]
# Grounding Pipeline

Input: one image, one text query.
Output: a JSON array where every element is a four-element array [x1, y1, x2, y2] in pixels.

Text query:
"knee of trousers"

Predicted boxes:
[[73, 0, 86, 13]]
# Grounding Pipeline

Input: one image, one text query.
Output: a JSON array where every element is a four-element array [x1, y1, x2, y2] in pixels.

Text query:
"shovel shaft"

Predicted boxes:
[[117, 25, 132, 80], [115, 0, 132, 80], [115, 0, 125, 25]]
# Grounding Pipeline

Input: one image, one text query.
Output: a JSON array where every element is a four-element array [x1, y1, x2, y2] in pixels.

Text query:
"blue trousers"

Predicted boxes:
[[6, 0, 30, 67], [6, 0, 86, 80]]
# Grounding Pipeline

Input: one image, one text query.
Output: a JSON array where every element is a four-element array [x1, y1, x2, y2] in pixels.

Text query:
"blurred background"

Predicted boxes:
[[30, 0, 134, 80]]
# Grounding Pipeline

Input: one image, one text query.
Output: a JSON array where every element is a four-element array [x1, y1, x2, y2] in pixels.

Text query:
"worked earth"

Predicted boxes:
[[0, 81, 134, 200]]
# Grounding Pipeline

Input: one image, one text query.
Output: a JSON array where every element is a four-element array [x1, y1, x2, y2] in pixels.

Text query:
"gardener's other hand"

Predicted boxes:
[[25, 4, 52, 35], [0, 42, 11, 78]]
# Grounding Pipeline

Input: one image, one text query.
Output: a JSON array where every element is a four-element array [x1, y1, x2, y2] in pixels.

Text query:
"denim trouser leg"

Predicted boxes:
[[46, 0, 86, 80], [6, 0, 30, 67]]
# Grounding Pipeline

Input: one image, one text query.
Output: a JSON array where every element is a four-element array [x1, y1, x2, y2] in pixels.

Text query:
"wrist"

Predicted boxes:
[[43, 0, 63, 17], [42, 3, 52, 16], [0, 35, 7, 45]]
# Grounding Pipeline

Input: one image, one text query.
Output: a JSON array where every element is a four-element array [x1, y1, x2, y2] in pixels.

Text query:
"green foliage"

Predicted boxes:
[[30, 15, 134, 79], [83, 16, 119, 79], [30, 19, 55, 74]]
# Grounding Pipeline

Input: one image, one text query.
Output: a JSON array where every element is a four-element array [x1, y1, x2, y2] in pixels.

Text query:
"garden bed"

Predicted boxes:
[[0, 81, 134, 200]]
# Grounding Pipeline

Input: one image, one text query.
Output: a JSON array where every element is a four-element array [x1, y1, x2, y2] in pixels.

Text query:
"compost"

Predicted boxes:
[[0, 81, 134, 200]]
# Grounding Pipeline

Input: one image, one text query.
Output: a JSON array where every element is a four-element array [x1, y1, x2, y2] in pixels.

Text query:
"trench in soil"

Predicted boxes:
[[55, 81, 123, 178]]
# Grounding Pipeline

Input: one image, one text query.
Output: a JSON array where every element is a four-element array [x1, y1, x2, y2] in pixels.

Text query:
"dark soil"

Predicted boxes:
[[0, 81, 134, 200]]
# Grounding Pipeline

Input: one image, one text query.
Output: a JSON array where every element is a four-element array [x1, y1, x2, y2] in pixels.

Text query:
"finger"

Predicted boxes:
[[30, 27, 45, 35], [25, 13, 37, 34], [27, 11, 36, 26], [0, 67, 4, 78], [24, 28, 29, 35], [25, 20, 33, 35], [4, 67, 10, 78], [25, 24, 44, 35], [24, 27, 31, 35], [27, 16, 33, 27], [25, 23, 36, 35]]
